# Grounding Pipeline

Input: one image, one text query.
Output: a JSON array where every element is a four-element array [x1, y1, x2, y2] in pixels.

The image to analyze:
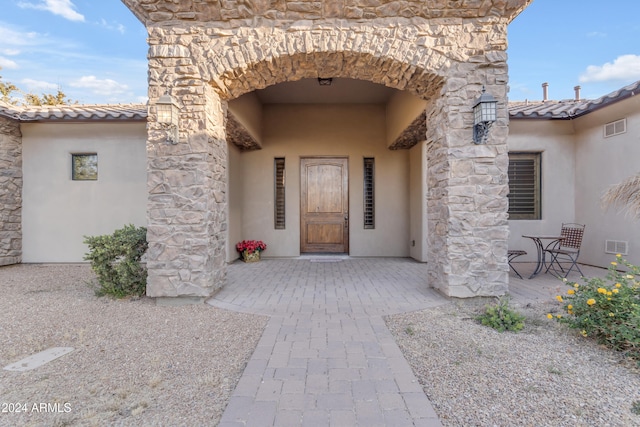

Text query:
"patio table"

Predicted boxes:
[[523, 235, 565, 279]]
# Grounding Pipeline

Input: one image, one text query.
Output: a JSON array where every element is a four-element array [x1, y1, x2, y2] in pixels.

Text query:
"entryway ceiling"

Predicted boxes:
[[254, 78, 397, 104]]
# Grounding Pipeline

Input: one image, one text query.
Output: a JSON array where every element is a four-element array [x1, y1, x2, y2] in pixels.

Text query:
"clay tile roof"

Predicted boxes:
[[0, 101, 22, 121], [509, 80, 640, 119], [508, 99, 586, 119], [0, 102, 147, 122]]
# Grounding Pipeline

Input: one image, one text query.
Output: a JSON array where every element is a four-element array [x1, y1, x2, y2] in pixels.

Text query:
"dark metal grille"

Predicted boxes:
[[274, 158, 285, 229], [363, 157, 375, 229]]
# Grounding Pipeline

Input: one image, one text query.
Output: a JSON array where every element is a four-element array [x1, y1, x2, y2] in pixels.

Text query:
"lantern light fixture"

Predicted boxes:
[[472, 86, 497, 145], [156, 92, 180, 144]]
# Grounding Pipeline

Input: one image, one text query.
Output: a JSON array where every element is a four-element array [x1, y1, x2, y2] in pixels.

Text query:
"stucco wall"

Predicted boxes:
[[509, 97, 640, 269], [507, 119, 577, 262], [409, 141, 427, 262], [228, 92, 263, 146], [386, 91, 427, 147], [573, 98, 640, 267], [22, 122, 147, 262], [232, 104, 410, 258]]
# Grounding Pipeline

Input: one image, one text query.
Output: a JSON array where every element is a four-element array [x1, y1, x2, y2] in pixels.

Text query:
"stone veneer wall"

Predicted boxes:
[[124, 0, 529, 300], [425, 78, 510, 298], [0, 116, 22, 266]]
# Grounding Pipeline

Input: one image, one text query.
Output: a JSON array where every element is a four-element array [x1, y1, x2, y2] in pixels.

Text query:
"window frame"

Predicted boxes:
[[71, 153, 98, 181], [507, 152, 541, 220]]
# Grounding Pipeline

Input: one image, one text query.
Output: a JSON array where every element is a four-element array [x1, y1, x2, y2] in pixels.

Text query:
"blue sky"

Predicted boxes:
[[1, 0, 639, 104], [508, 0, 640, 101]]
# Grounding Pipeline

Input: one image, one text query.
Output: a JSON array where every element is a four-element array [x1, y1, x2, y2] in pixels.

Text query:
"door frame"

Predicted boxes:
[[300, 156, 349, 253]]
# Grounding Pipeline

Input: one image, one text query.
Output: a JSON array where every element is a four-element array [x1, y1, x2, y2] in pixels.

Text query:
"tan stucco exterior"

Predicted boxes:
[[15, 91, 639, 271], [508, 94, 640, 268], [409, 141, 428, 262], [21, 122, 147, 262], [507, 119, 576, 260], [573, 97, 640, 266], [230, 104, 410, 259]]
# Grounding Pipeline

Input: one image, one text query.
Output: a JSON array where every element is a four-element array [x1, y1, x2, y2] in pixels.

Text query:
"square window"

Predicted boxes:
[[72, 154, 98, 181]]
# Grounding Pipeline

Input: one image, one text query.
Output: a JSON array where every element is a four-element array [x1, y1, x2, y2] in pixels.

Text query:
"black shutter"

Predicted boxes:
[[363, 158, 375, 229], [274, 158, 286, 229]]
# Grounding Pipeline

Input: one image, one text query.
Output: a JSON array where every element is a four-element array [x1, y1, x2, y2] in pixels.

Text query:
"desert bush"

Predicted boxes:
[[84, 224, 148, 298], [477, 296, 525, 332], [549, 254, 640, 362]]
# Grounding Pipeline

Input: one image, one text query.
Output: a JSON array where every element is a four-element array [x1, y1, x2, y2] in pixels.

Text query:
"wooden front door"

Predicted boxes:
[[300, 157, 349, 253]]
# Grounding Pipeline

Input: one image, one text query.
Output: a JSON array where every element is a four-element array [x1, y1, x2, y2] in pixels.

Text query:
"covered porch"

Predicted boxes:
[[208, 257, 605, 314]]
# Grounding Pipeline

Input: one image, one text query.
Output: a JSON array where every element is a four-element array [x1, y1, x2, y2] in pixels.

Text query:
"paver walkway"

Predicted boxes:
[[208, 257, 448, 426]]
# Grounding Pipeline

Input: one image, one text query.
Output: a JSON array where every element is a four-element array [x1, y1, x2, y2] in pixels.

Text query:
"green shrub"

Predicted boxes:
[[549, 254, 640, 362], [477, 296, 525, 332], [83, 224, 148, 298]]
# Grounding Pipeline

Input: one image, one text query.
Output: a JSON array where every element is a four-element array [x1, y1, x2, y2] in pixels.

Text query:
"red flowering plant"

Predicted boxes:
[[236, 240, 267, 255]]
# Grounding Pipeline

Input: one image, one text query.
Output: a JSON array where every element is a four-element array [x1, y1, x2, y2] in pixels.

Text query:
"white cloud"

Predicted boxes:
[[0, 26, 42, 47], [579, 54, 640, 83], [2, 49, 21, 56], [69, 76, 129, 96], [0, 57, 19, 69], [17, 0, 85, 22], [98, 19, 126, 35], [20, 78, 58, 91]]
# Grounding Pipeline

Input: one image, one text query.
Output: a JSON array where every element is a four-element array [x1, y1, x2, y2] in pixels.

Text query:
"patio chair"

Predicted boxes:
[[544, 223, 585, 278], [507, 249, 527, 279]]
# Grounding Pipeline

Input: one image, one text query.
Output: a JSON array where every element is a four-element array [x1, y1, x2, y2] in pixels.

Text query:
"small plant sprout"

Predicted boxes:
[[476, 296, 525, 333]]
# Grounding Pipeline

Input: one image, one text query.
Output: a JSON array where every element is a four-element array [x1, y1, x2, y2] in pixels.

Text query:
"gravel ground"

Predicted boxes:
[[3, 264, 640, 427], [0, 264, 267, 427], [386, 298, 640, 427]]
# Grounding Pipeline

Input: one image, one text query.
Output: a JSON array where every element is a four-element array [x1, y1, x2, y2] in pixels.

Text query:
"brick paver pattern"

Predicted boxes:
[[208, 257, 447, 427]]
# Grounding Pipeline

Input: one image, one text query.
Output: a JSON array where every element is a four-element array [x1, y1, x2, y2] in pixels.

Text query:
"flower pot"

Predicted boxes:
[[242, 250, 261, 263]]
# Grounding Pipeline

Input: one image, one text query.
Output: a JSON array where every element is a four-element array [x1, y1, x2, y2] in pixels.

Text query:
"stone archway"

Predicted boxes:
[[122, 0, 531, 303]]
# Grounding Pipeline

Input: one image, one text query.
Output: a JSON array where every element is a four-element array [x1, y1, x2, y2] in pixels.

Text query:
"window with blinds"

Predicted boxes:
[[363, 157, 375, 229], [274, 158, 285, 229], [508, 153, 541, 220]]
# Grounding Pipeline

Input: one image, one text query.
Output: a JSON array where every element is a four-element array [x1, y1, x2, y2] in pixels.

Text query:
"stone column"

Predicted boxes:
[[145, 35, 228, 304], [0, 116, 22, 266], [426, 63, 510, 298]]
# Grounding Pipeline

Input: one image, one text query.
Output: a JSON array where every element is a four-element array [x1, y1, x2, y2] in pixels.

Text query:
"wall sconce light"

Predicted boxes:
[[472, 86, 497, 145], [156, 92, 180, 144], [317, 77, 333, 86]]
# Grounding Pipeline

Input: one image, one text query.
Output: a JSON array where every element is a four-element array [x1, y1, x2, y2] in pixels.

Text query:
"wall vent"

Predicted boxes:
[[604, 240, 628, 255], [604, 118, 626, 138]]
